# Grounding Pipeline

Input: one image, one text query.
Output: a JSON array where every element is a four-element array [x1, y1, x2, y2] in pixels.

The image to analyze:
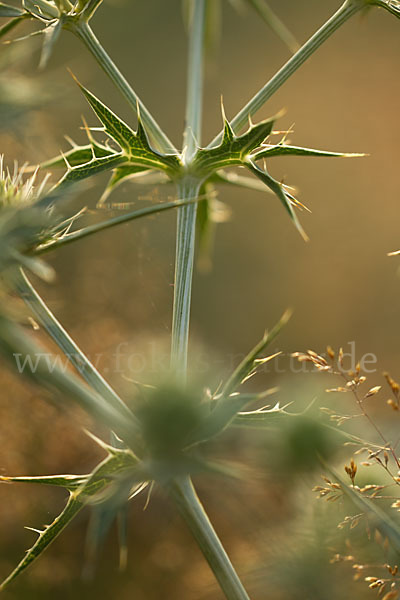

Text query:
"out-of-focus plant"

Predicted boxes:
[[292, 349, 400, 600], [0, 1, 399, 599]]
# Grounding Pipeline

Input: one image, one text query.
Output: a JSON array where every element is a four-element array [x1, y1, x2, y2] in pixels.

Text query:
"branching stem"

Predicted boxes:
[[171, 0, 206, 377], [66, 19, 176, 153], [208, 0, 362, 146]]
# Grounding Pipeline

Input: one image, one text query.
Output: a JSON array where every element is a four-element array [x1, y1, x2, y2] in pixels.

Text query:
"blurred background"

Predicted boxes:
[[1, 0, 400, 598]]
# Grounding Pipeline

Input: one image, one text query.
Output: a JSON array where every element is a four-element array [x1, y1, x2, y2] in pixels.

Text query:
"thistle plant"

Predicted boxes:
[[0, 1, 399, 599]]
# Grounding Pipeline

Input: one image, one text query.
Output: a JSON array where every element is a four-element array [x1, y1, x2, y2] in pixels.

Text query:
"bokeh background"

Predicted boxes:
[[1, 0, 400, 598]]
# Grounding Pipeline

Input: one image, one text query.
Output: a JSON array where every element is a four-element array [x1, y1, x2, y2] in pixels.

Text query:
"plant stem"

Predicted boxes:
[[171, 177, 201, 377], [0, 314, 137, 443], [182, 0, 205, 162], [65, 19, 176, 153], [247, 0, 299, 54], [170, 476, 251, 600], [14, 269, 133, 423], [208, 0, 361, 146], [36, 198, 198, 256], [171, 0, 206, 377]]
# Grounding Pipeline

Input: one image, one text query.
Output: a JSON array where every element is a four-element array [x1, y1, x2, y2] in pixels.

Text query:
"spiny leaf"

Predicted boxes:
[[0, 448, 139, 590], [0, 495, 83, 591], [98, 165, 152, 206], [193, 115, 275, 174], [74, 79, 181, 174], [0, 474, 89, 491], [0, 3, 26, 17], [211, 169, 274, 195], [42, 141, 113, 169], [221, 309, 291, 397], [248, 160, 308, 241], [373, 0, 400, 19], [57, 153, 127, 187], [76, 80, 137, 153], [252, 143, 365, 160], [233, 402, 301, 428]]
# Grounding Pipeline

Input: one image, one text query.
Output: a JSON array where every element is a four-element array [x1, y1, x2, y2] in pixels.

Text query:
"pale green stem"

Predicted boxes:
[[208, 0, 362, 146], [36, 198, 198, 256], [171, 0, 206, 377], [65, 19, 177, 153], [171, 177, 201, 376], [247, 0, 299, 54], [0, 315, 137, 443], [170, 5, 251, 596], [182, 0, 206, 161], [13, 269, 134, 424], [170, 476, 251, 600]]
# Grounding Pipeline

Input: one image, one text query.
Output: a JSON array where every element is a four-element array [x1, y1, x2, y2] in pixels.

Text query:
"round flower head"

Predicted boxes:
[[0, 156, 49, 208]]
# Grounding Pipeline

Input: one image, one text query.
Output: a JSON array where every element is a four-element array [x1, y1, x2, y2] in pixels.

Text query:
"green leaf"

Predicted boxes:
[[42, 140, 114, 170], [192, 115, 275, 175], [373, 0, 400, 19], [75, 79, 181, 174], [212, 169, 274, 195], [252, 143, 365, 161], [190, 112, 312, 240], [0, 3, 25, 17], [0, 448, 139, 590], [221, 309, 291, 397], [248, 160, 308, 241], [0, 473, 89, 491], [98, 165, 152, 205], [56, 152, 127, 187]]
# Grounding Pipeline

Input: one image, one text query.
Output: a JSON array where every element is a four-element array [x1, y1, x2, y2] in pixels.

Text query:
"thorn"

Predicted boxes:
[[60, 150, 72, 171], [280, 121, 295, 145], [143, 481, 154, 511], [64, 135, 77, 148], [24, 526, 43, 535], [81, 115, 95, 143], [79, 126, 105, 132], [66, 67, 80, 87], [84, 429, 114, 453], [220, 95, 227, 122]]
